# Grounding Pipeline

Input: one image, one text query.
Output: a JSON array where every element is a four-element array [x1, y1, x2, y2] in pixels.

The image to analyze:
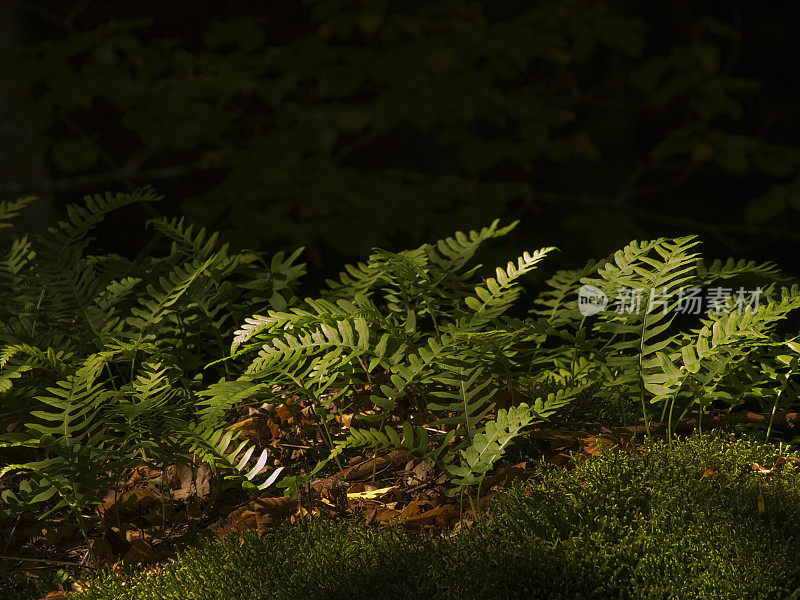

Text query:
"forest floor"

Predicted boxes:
[[4, 388, 800, 599]]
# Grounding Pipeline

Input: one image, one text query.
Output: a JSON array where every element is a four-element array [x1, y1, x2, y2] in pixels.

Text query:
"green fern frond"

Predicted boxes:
[[181, 424, 282, 492], [146, 216, 221, 258], [195, 377, 272, 429], [427, 368, 497, 437], [0, 197, 37, 230], [531, 256, 605, 323], [41, 188, 160, 250], [696, 257, 785, 283], [463, 247, 554, 327], [126, 253, 222, 337], [427, 219, 518, 272], [245, 316, 371, 377], [337, 422, 455, 463], [447, 403, 538, 494], [0, 235, 35, 278]]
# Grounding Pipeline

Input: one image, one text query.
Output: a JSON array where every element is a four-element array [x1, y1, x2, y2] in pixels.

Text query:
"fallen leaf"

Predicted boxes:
[[123, 540, 156, 566], [228, 416, 267, 441], [406, 458, 436, 486], [275, 404, 295, 423], [370, 506, 402, 525], [531, 428, 583, 450], [40, 592, 69, 599], [347, 486, 396, 500], [100, 487, 159, 519], [338, 449, 408, 481], [400, 505, 457, 530], [194, 462, 213, 498], [250, 496, 299, 525]]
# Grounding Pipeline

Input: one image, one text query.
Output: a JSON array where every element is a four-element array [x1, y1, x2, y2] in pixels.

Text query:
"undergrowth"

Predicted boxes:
[[2, 189, 800, 592], [68, 434, 800, 600]]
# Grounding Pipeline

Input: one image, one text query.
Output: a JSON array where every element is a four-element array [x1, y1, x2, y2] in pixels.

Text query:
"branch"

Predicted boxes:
[[0, 161, 208, 195]]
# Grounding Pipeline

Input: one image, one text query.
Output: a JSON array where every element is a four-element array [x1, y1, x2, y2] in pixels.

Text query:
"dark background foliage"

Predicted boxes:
[[2, 0, 800, 282]]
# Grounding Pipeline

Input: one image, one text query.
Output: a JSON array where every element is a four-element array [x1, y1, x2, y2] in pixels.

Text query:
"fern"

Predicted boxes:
[[463, 247, 554, 328], [0, 188, 306, 535], [447, 403, 539, 494], [195, 377, 272, 429], [4, 193, 800, 529], [181, 424, 283, 493], [0, 197, 38, 229], [646, 286, 800, 428]]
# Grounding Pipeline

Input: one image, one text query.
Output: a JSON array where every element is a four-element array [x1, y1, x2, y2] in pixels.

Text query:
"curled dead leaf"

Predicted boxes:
[[346, 486, 396, 501]]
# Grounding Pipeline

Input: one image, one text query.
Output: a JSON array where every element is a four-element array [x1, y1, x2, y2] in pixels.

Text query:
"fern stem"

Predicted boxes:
[[766, 369, 794, 443], [460, 369, 473, 444], [104, 363, 118, 391], [638, 310, 651, 437], [570, 317, 586, 386], [29, 285, 46, 337]]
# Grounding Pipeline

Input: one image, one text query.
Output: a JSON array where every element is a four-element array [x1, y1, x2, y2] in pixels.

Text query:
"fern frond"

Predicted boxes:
[[531, 256, 606, 323], [126, 253, 222, 337], [447, 403, 538, 494], [245, 316, 371, 378], [337, 422, 455, 463], [195, 377, 272, 429], [146, 216, 221, 258], [696, 257, 785, 284], [427, 368, 497, 436], [427, 219, 518, 272], [41, 188, 160, 250], [181, 424, 282, 492], [463, 247, 554, 327], [0, 235, 35, 278], [0, 197, 37, 230]]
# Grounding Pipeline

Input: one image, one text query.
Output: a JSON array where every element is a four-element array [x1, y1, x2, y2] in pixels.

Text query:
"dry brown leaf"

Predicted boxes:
[[399, 504, 459, 530], [530, 428, 583, 450], [338, 449, 408, 481], [194, 462, 213, 498], [275, 404, 295, 423], [406, 458, 436, 486], [233, 509, 260, 533], [228, 416, 267, 441], [100, 488, 160, 521], [370, 506, 402, 525], [250, 496, 300, 526], [39, 591, 70, 599], [123, 540, 156, 566]]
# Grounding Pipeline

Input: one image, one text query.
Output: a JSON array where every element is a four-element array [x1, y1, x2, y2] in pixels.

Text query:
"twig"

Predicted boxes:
[[0, 554, 98, 571]]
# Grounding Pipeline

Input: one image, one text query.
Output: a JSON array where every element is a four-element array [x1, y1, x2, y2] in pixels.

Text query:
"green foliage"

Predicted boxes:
[[0, 190, 301, 534], [531, 235, 796, 431], [447, 404, 539, 493], [69, 435, 800, 600], [223, 220, 565, 495], [8, 5, 799, 256], [3, 189, 800, 533]]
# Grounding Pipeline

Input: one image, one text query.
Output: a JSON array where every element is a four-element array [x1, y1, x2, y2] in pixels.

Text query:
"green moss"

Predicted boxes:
[[69, 434, 800, 600]]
